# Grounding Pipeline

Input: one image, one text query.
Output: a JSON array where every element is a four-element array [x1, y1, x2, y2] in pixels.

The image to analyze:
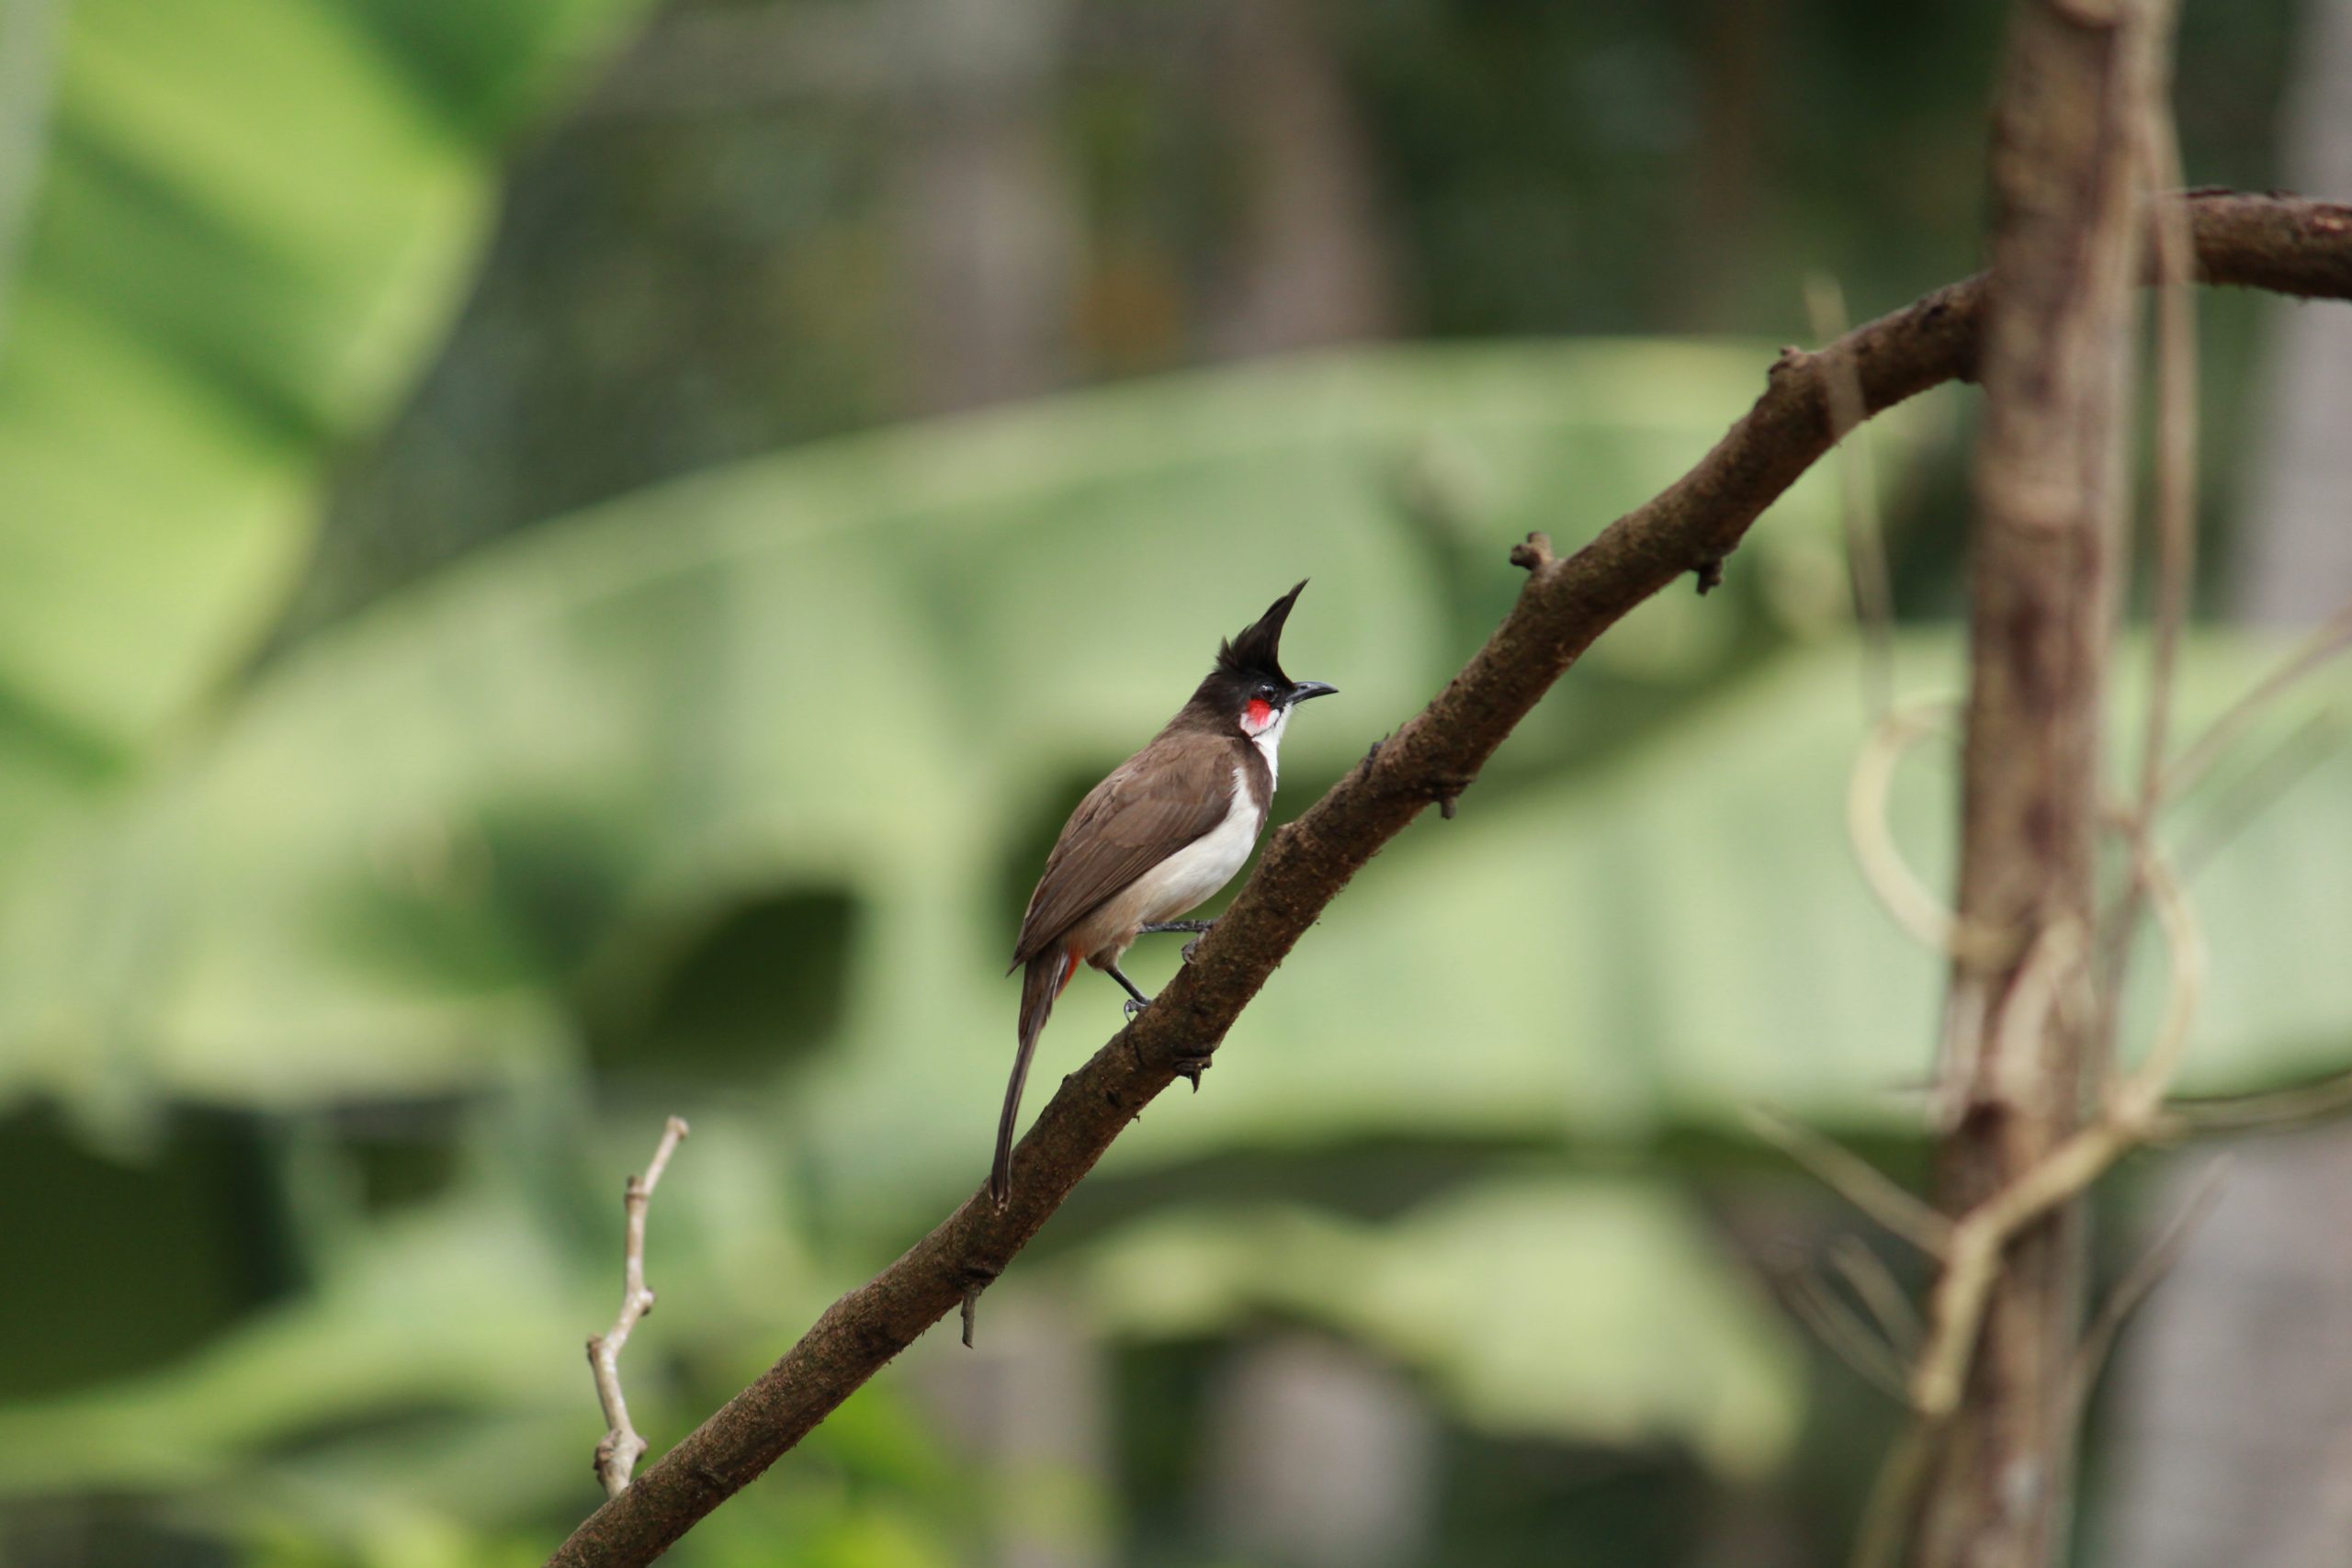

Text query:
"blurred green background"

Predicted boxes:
[[1, 1, 2347, 1564]]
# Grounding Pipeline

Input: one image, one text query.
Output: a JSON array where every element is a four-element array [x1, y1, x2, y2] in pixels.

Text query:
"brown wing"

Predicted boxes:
[[1012, 733, 1242, 964]]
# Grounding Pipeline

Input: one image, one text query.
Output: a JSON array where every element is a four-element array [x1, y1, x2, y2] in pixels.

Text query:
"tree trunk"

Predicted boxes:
[[1915, 3, 2165, 1564], [890, 0, 1080, 413], [1200, 1336, 1434, 1568], [1204, 0, 1399, 358], [2230, 0, 2352, 626]]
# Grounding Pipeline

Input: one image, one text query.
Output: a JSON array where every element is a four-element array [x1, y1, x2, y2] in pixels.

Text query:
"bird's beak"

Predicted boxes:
[[1287, 681, 1339, 705]]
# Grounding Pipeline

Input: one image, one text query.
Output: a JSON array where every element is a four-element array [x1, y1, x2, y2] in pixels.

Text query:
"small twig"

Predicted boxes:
[[1851, 1417, 1945, 1568], [2161, 598, 2352, 801], [589, 1116, 691, 1499], [1805, 273, 1898, 722], [1990, 920, 2088, 1108], [2134, 105, 2200, 829], [1909, 836, 2201, 1417], [1782, 1258, 1914, 1400], [1746, 1107, 1952, 1255], [1426, 771, 1474, 818], [2109, 840, 2204, 1123], [2092, 114, 2202, 1093], [1845, 700, 2011, 966], [2063, 1155, 2228, 1428], [1508, 531, 1554, 572], [2173, 706, 2346, 876], [1830, 1234, 1924, 1356], [957, 1259, 1001, 1349], [2162, 1069, 2352, 1136], [1909, 1120, 2128, 1416]]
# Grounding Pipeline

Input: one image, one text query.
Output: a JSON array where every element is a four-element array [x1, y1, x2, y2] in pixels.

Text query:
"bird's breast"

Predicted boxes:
[[1080, 766, 1265, 952]]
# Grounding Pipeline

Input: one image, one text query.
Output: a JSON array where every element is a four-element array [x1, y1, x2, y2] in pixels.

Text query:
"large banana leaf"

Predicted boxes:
[[7, 340, 2346, 1529], [6, 338, 2346, 1177], [1076, 1179, 1802, 1477], [0, 340, 1913, 1125], [6, 336, 2346, 1202], [0, 1147, 1800, 1504], [0, 1140, 970, 1562], [0, 0, 651, 871], [1089, 632, 2352, 1163]]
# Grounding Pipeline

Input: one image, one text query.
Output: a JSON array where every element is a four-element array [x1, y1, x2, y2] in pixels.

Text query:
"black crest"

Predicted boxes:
[[1214, 580, 1307, 685]]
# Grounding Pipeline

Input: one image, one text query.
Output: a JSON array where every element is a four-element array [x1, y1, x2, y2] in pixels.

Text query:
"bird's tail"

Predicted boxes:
[[997, 950, 1077, 1205]]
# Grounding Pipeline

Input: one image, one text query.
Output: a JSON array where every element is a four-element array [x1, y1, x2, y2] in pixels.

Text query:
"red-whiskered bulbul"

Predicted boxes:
[[994, 581, 1337, 1203]]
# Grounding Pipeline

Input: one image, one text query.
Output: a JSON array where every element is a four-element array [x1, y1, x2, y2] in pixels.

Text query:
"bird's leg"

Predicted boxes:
[[1104, 962, 1154, 1019], [1140, 919, 1215, 964], [1108, 954, 1216, 1089]]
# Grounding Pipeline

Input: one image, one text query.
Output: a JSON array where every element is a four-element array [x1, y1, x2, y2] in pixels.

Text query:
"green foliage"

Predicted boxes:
[[5, 336, 2346, 1565], [0, 342, 1916, 1553], [0, 0, 650, 874], [0, 3, 2330, 1562], [1078, 1179, 1801, 1477], [0, 1110, 969, 1564], [0, 341, 1904, 1127], [7, 343, 2344, 1160]]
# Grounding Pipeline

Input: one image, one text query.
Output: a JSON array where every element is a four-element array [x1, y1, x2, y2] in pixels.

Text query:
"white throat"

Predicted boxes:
[[1241, 703, 1291, 788]]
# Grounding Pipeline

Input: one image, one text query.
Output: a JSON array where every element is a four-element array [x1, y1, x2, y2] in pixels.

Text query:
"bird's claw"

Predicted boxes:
[[1123, 996, 1149, 1020]]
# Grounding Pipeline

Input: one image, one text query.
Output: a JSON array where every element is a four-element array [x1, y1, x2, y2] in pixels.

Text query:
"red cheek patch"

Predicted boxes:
[[1246, 698, 1273, 728]]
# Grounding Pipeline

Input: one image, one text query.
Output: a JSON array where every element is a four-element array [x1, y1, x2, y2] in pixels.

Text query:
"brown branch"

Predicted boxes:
[[547, 191, 2352, 1568], [588, 1116, 691, 1500]]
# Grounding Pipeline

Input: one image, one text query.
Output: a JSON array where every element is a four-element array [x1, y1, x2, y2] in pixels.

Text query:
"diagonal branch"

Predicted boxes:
[[548, 190, 2352, 1568]]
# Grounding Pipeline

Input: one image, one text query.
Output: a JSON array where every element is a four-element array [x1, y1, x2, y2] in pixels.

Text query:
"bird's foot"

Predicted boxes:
[[1182, 936, 1205, 964], [1123, 994, 1152, 1020]]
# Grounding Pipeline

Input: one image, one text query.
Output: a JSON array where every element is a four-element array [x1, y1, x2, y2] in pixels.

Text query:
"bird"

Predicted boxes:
[[993, 581, 1337, 1205]]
